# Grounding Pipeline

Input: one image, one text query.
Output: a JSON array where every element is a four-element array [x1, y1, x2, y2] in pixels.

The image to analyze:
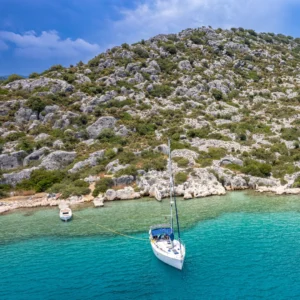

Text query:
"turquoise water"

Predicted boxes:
[[1, 191, 300, 299]]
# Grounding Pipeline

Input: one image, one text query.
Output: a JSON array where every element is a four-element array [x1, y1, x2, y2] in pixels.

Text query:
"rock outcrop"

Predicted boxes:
[[86, 116, 116, 139], [39, 151, 76, 170]]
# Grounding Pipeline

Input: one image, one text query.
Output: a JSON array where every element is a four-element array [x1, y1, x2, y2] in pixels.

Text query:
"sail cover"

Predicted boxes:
[[151, 227, 173, 236]]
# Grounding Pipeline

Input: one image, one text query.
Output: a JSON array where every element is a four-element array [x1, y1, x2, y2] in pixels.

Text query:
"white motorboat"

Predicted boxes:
[[149, 139, 186, 270], [59, 207, 72, 222]]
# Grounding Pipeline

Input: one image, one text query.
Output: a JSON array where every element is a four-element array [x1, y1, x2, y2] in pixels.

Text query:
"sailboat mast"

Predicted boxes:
[[168, 139, 181, 241], [168, 139, 174, 231]]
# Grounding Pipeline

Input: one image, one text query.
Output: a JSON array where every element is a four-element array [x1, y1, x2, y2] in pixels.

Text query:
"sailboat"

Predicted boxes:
[[149, 139, 186, 270]]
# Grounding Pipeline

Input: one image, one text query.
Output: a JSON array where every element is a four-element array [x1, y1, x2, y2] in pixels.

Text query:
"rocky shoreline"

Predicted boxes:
[[1, 173, 300, 215]]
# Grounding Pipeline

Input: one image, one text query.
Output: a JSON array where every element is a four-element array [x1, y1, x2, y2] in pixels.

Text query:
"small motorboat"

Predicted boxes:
[[59, 207, 72, 222]]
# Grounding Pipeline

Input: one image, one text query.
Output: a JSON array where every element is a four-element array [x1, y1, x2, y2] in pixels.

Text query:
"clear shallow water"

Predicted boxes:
[[1, 191, 300, 299]]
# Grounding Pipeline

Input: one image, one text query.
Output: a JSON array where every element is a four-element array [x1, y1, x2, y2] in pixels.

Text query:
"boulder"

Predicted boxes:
[[39, 151, 76, 170], [23, 147, 50, 166], [154, 144, 169, 155], [1, 167, 38, 186], [105, 189, 117, 201], [93, 196, 105, 207], [15, 107, 36, 124], [113, 175, 135, 186], [68, 150, 105, 173], [171, 149, 199, 165], [115, 187, 140, 200], [86, 116, 116, 139], [0, 151, 27, 170], [4, 77, 74, 93], [178, 60, 192, 70], [75, 73, 91, 84], [220, 156, 243, 166], [106, 159, 129, 174], [184, 168, 226, 198], [34, 133, 51, 142]]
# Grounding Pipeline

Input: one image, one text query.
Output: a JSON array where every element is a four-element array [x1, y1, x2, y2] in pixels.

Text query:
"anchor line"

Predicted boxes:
[[73, 213, 148, 241]]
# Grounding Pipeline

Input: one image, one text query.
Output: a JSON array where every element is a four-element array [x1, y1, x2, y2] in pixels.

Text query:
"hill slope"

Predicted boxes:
[[1, 26, 300, 200]]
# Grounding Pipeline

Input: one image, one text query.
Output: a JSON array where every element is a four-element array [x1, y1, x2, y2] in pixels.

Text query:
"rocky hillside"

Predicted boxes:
[[1, 26, 300, 202]]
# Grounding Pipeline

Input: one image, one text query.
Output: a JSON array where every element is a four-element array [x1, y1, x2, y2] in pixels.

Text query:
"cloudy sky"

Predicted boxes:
[[1, 0, 300, 75]]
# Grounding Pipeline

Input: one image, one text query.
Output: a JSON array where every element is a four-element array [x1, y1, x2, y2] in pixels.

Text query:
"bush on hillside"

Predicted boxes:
[[16, 169, 65, 192], [173, 157, 189, 167], [5, 74, 24, 84], [175, 172, 188, 184], [149, 85, 172, 98], [92, 178, 114, 197]]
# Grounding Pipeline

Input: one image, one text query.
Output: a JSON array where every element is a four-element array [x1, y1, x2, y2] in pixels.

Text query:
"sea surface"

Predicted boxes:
[[1, 191, 300, 299]]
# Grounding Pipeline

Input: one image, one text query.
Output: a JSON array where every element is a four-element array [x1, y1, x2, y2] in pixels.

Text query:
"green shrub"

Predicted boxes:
[[149, 85, 172, 98], [97, 129, 124, 144], [187, 127, 210, 138], [115, 166, 138, 177], [16, 138, 35, 153], [136, 122, 156, 135], [93, 178, 114, 196], [211, 89, 223, 100], [0, 88, 9, 95], [224, 163, 243, 172], [281, 128, 300, 141], [143, 157, 167, 171], [133, 47, 149, 58], [163, 43, 177, 54], [29, 72, 39, 78], [5, 74, 24, 84], [49, 180, 90, 199], [175, 172, 188, 184], [247, 71, 261, 82], [105, 149, 117, 159], [118, 151, 136, 165], [173, 157, 189, 167], [0, 184, 10, 198], [242, 160, 272, 177], [157, 58, 177, 74], [26, 96, 48, 115], [16, 169, 65, 192], [293, 176, 300, 188], [4, 132, 26, 142]]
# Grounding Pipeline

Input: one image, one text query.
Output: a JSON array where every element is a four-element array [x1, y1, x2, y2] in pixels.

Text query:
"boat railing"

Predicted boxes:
[[150, 224, 171, 230]]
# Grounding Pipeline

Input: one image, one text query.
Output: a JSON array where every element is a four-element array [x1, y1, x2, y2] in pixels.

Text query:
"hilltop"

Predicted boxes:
[[1, 26, 300, 207]]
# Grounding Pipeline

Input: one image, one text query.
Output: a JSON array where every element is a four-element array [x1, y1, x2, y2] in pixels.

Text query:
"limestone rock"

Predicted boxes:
[[106, 159, 129, 174], [178, 60, 192, 70], [4, 77, 74, 93], [23, 147, 50, 166], [113, 175, 135, 186], [171, 149, 199, 166], [115, 187, 140, 200], [86, 116, 116, 139], [39, 151, 76, 170], [0, 151, 27, 170], [105, 189, 117, 201], [1, 167, 38, 186], [34, 133, 51, 142], [93, 196, 105, 207], [184, 168, 226, 198], [69, 150, 105, 173]]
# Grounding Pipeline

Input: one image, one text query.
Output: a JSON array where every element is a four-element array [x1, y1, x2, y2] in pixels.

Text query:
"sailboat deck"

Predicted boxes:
[[151, 239, 185, 260]]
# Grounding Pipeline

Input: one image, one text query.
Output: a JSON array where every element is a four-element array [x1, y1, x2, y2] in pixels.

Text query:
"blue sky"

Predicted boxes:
[[1, 0, 300, 76]]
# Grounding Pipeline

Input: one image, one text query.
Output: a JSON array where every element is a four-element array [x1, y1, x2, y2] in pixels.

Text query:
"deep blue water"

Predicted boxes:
[[1, 192, 300, 299]]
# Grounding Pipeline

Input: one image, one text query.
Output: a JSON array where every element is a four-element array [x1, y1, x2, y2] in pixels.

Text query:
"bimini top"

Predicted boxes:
[[150, 224, 173, 236]]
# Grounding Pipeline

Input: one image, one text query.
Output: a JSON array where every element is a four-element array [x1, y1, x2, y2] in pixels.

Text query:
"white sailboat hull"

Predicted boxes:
[[150, 240, 185, 270]]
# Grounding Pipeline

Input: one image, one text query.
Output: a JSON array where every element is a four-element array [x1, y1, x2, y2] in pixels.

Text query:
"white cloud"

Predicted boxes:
[[112, 0, 295, 44], [0, 30, 101, 60]]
